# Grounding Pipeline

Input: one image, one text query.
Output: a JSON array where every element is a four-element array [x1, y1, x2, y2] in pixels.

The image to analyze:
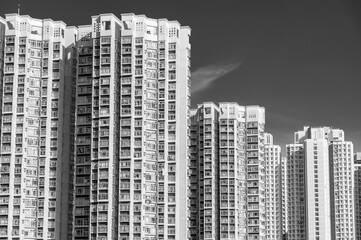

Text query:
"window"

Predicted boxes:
[[102, 21, 111, 30]]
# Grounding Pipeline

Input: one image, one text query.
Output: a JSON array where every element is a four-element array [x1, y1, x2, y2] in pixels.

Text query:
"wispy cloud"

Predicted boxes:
[[191, 61, 244, 94]]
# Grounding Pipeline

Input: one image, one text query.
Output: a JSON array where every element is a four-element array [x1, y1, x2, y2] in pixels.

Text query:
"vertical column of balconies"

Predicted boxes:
[[90, 35, 100, 240], [0, 18, 4, 142], [0, 17, 6, 156], [61, 28, 78, 239], [18, 35, 40, 240], [217, 104, 246, 240], [74, 40, 93, 239], [157, 39, 167, 240], [264, 144, 281, 240], [15, 35, 28, 240], [119, 34, 134, 240], [246, 119, 265, 240], [285, 144, 305, 240], [219, 117, 237, 239], [280, 157, 287, 239], [237, 119, 247, 240], [330, 142, 354, 239], [43, 38, 64, 239], [39, 39, 50, 240], [354, 158, 361, 240], [38, 37, 49, 239], [196, 108, 205, 239], [90, 27, 121, 239], [143, 39, 158, 239], [188, 111, 199, 240], [164, 40, 178, 240], [274, 147, 282, 240], [0, 33, 18, 239], [202, 105, 219, 240]]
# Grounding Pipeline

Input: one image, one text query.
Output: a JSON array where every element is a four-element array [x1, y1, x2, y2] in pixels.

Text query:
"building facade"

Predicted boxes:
[[329, 134, 354, 239], [219, 102, 247, 240], [280, 156, 287, 240], [0, 16, 5, 128], [355, 152, 361, 240], [285, 127, 355, 240], [264, 133, 282, 239], [245, 106, 266, 240], [73, 13, 191, 240], [190, 103, 270, 240], [189, 102, 220, 240], [0, 12, 191, 240], [0, 14, 77, 239], [73, 14, 122, 240], [285, 142, 305, 240]]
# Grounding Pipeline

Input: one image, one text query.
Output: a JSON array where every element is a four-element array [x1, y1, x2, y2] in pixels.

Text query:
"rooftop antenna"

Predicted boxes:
[[18, 4, 20, 15]]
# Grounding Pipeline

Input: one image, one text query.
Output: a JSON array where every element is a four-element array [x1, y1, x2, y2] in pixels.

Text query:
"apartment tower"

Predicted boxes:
[[354, 152, 361, 240], [0, 14, 77, 239], [73, 13, 191, 240], [73, 14, 122, 240], [189, 102, 220, 240], [119, 14, 191, 240], [285, 127, 355, 240], [218, 103, 247, 240], [280, 156, 288, 240], [285, 140, 305, 240], [245, 106, 265, 240], [190, 103, 267, 240], [0, 12, 191, 240], [264, 133, 282, 239]]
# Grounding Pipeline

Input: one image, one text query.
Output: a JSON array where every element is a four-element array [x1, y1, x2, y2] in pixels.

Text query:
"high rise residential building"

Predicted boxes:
[[218, 102, 247, 240], [73, 14, 122, 240], [245, 106, 265, 240], [354, 152, 361, 240], [120, 14, 191, 240], [329, 131, 354, 239], [0, 12, 191, 240], [285, 126, 355, 240], [285, 141, 305, 240], [73, 13, 191, 240], [189, 102, 220, 240], [0, 13, 77, 240], [304, 136, 332, 239], [190, 102, 268, 240], [280, 157, 287, 240], [218, 102, 248, 240], [264, 133, 282, 239]]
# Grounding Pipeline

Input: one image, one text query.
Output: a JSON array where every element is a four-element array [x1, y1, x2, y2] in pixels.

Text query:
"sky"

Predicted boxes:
[[1, 0, 361, 152]]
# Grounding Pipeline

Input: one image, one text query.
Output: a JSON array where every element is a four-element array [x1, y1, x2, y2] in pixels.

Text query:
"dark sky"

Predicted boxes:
[[1, 0, 361, 152]]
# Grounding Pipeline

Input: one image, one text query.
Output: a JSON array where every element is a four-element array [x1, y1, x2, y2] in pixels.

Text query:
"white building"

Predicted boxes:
[[118, 14, 191, 240], [285, 142, 305, 240], [190, 103, 267, 240], [0, 12, 191, 240], [245, 106, 266, 240], [354, 152, 361, 240], [280, 156, 287, 240], [219, 102, 247, 240], [0, 14, 77, 239], [285, 126, 355, 240], [264, 133, 282, 239], [189, 102, 220, 240], [73, 13, 191, 240], [73, 14, 122, 240]]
